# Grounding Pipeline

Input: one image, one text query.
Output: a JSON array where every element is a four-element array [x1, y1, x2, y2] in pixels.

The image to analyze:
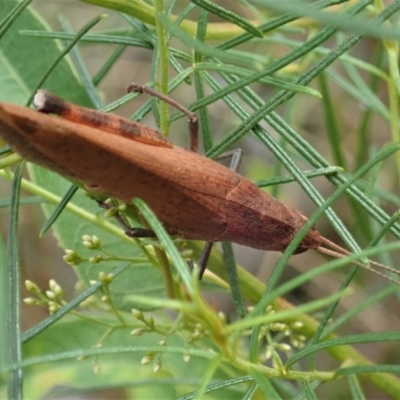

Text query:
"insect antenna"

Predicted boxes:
[[316, 236, 400, 285]]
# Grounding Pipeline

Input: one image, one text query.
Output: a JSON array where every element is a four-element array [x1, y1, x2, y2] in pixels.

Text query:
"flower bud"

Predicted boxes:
[[25, 280, 41, 295], [23, 297, 38, 305], [98, 272, 113, 284], [144, 316, 154, 328], [153, 360, 161, 373], [104, 208, 117, 218], [130, 328, 147, 336], [276, 343, 291, 352], [141, 352, 154, 365], [49, 279, 63, 297], [92, 360, 100, 374], [131, 309, 144, 321], [63, 250, 81, 265], [82, 235, 101, 249], [89, 255, 102, 264], [45, 290, 56, 299]]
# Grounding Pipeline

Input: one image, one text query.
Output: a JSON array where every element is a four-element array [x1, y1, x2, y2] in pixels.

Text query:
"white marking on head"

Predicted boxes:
[[33, 90, 47, 110]]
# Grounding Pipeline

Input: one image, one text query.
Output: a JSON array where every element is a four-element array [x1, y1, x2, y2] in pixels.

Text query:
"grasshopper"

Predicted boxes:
[[0, 86, 398, 282]]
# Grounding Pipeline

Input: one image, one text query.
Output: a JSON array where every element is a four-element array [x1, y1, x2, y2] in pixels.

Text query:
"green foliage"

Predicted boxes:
[[1, 0, 400, 398]]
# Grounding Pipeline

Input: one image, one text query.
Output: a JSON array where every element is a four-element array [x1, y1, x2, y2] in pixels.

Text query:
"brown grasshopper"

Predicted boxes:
[[0, 86, 398, 282]]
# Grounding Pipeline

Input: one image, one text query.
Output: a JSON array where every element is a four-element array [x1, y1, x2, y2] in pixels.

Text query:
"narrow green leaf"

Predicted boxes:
[[318, 73, 346, 168], [255, 167, 343, 187], [27, 13, 107, 105], [249, 368, 282, 399], [59, 15, 104, 108], [6, 164, 23, 400], [132, 198, 193, 293], [288, 332, 400, 366], [0, 231, 6, 375], [301, 381, 318, 400], [156, 12, 260, 67], [0, 0, 32, 39], [40, 184, 78, 236], [190, 0, 263, 38], [348, 375, 367, 400], [222, 242, 245, 319], [337, 365, 400, 377], [257, 0, 400, 41], [194, 62, 322, 98]]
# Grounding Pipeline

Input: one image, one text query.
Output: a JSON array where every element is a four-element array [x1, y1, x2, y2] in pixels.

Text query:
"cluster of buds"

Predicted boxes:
[[83, 235, 104, 265], [251, 306, 306, 364], [63, 249, 81, 266], [141, 351, 162, 372], [23, 279, 64, 314], [82, 235, 101, 250], [188, 322, 207, 343], [63, 235, 104, 266], [97, 271, 114, 285], [131, 310, 165, 372], [130, 309, 155, 336], [87, 272, 115, 305], [101, 198, 127, 219]]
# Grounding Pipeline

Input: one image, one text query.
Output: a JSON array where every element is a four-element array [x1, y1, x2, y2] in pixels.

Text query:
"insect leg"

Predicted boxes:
[[124, 228, 156, 238], [215, 149, 244, 173], [97, 200, 156, 238], [197, 241, 214, 279], [127, 83, 199, 153]]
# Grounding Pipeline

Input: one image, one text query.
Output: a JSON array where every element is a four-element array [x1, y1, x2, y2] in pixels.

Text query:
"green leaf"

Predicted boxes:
[[189, 0, 263, 38], [0, 0, 92, 104]]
